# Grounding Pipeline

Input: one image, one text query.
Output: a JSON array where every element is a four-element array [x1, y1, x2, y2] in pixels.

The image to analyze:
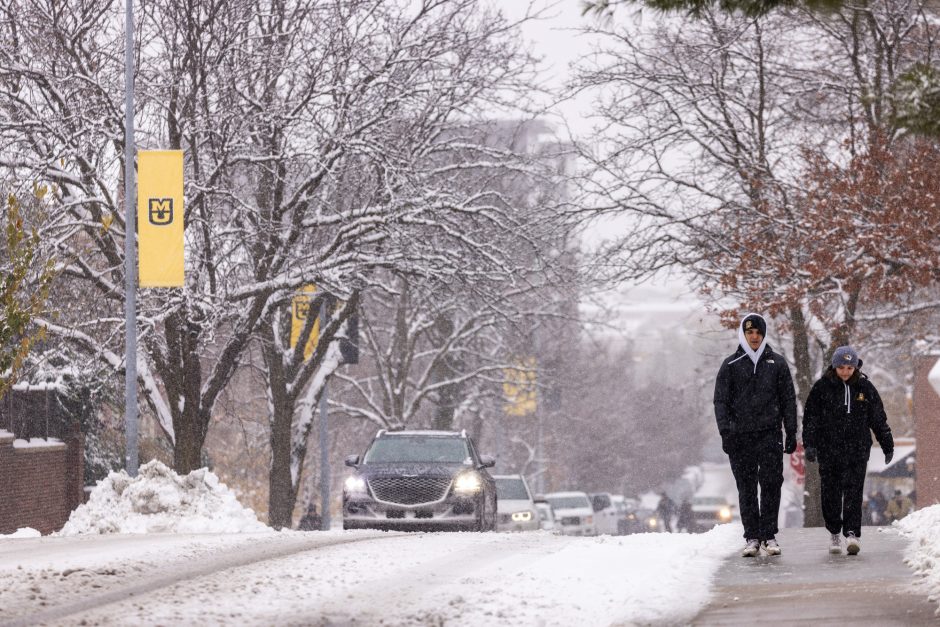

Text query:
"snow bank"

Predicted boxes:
[[896, 504, 940, 615], [58, 460, 271, 535], [0, 527, 41, 539]]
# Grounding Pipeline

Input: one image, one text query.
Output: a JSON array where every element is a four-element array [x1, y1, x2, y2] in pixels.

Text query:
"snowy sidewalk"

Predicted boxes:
[[691, 527, 937, 626]]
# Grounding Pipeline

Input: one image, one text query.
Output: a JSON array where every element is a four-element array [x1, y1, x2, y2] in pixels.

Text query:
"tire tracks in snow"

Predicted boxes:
[[310, 532, 571, 626], [1, 531, 392, 627]]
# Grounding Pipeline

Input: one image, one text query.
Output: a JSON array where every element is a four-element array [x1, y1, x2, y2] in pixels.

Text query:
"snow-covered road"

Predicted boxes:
[[1, 526, 742, 626]]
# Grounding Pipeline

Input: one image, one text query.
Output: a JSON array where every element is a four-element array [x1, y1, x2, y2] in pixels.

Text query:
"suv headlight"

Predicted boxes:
[[511, 511, 533, 522], [718, 506, 732, 522], [344, 475, 367, 494], [454, 471, 482, 494]]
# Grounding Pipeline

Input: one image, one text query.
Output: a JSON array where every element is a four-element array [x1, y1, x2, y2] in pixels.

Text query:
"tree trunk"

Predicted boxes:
[[789, 306, 824, 527], [173, 406, 207, 473], [788, 305, 814, 402], [268, 390, 296, 530]]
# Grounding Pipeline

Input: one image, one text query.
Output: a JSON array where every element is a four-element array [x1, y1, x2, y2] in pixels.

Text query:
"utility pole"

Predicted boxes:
[[319, 300, 330, 530], [123, 0, 138, 477]]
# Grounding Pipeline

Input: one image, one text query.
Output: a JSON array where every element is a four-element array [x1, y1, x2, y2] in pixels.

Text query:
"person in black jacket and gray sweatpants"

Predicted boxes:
[[802, 346, 893, 556], [714, 313, 797, 557]]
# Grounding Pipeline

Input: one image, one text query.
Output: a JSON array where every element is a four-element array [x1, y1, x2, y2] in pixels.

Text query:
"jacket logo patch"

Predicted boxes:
[[766, 359, 775, 363], [856, 393, 865, 401]]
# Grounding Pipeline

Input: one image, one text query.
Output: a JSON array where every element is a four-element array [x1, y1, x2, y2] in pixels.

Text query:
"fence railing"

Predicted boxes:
[[0, 387, 71, 441]]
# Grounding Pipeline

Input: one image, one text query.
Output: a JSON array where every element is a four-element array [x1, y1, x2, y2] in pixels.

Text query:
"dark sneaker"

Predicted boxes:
[[846, 532, 860, 555], [829, 533, 842, 555], [762, 538, 781, 556], [742, 538, 760, 557]]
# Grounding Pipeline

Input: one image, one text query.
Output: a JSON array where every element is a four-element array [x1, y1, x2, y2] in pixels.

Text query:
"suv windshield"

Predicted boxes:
[[363, 436, 470, 464], [546, 495, 590, 509], [495, 477, 530, 500]]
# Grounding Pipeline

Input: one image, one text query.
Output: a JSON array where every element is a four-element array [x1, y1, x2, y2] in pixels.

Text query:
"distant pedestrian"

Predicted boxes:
[[867, 491, 887, 525], [676, 499, 696, 533], [656, 492, 675, 532], [714, 313, 797, 557], [802, 346, 894, 556], [297, 504, 322, 531], [884, 490, 913, 523]]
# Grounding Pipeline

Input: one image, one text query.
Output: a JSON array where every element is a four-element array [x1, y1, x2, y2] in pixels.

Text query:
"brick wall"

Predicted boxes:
[[913, 354, 940, 508], [0, 426, 84, 535]]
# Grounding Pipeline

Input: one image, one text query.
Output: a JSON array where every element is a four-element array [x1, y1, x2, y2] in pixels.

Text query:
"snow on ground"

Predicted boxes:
[[7, 524, 741, 626], [0, 527, 41, 539], [3, 460, 744, 624], [896, 504, 940, 615], [58, 459, 270, 535]]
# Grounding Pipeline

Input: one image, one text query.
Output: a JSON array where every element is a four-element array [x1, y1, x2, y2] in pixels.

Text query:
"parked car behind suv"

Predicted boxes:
[[494, 474, 539, 532], [543, 491, 596, 536], [533, 497, 557, 532], [589, 492, 621, 536], [342, 429, 497, 531]]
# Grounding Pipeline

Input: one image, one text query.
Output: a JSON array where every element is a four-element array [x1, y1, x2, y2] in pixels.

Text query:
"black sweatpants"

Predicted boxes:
[[819, 456, 868, 538], [726, 429, 783, 541]]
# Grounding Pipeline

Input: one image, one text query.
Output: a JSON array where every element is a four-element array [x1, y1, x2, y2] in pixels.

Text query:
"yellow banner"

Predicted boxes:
[[291, 285, 319, 360], [138, 150, 184, 287], [503, 357, 537, 416]]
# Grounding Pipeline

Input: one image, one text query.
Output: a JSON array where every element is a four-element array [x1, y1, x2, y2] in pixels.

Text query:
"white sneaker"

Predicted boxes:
[[762, 538, 781, 556], [742, 538, 760, 557], [829, 533, 842, 555], [846, 532, 860, 555]]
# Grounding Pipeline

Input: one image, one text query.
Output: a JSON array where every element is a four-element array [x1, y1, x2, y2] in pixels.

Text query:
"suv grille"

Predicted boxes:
[[369, 477, 452, 505]]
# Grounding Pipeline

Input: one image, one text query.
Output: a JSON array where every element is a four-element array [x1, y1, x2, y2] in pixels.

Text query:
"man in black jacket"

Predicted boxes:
[[714, 313, 797, 557], [802, 346, 893, 555]]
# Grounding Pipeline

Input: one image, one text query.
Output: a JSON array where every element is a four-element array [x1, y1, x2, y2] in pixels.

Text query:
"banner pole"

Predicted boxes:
[[124, 0, 139, 477]]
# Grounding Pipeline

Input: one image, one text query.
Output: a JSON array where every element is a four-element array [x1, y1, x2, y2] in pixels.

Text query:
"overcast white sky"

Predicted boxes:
[[494, 2, 709, 337], [496, 0, 600, 139]]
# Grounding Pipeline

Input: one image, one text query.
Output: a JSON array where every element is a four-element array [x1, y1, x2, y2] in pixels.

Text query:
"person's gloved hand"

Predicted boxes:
[[784, 433, 797, 454], [884, 448, 893, 464], [804, 447, 817, 463]]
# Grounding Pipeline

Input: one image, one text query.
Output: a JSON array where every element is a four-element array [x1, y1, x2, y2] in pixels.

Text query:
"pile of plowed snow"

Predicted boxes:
[[896, 504, 940, 615], [59, 460, 270, 535]]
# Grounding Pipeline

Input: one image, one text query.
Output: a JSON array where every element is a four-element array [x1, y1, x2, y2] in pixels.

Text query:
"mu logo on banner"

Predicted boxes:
[[148, 198, 174, 225]]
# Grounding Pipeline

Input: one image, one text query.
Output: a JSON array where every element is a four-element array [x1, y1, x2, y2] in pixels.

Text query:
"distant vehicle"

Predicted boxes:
[[613, 494, 647, 536], [589, 492, 621, 536], [690, 495, 736, 531], [494, 474, 539, 532], [543, 491, 596, 536], [631, 507, 665, 533], [342, 429, 497, 531], [533, 498, 556, 532]]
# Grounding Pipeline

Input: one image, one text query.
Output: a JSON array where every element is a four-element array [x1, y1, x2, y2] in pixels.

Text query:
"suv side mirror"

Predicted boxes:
[[344, 454, 360, 468], [478, 454, 496, 469]]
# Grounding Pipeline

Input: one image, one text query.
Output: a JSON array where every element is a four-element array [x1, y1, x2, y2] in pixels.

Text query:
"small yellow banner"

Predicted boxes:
[[503, 356, 537, 416], [138, 150, 184, 287], [291, 285, 319, 360]]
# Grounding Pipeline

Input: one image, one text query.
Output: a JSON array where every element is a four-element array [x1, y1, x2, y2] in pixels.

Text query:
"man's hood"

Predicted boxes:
[[736, 312, 768, 372]]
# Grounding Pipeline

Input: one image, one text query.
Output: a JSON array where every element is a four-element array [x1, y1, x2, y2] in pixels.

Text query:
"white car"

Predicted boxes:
[[589, 492, 621, 536], [691, 495, 736, 531], [533, 499, 556, 532], [494, 474, 539, 532], [544, 491, 596, 536]]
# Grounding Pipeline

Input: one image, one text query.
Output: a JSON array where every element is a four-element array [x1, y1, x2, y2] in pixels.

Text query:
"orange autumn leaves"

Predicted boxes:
[[719, 136, 940, 322]]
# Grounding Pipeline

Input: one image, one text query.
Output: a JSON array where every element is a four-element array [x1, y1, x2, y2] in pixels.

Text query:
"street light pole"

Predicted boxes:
[[123, 0, 139, 476], [319, 300, 330, 530]]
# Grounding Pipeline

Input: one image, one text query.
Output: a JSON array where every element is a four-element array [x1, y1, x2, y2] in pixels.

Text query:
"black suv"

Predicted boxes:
[[342, 429, 497, 531]]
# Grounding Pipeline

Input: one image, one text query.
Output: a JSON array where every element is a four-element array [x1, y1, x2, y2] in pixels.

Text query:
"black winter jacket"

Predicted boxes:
[[713, 344, 797, 438], [802, 368, 893, 462]]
